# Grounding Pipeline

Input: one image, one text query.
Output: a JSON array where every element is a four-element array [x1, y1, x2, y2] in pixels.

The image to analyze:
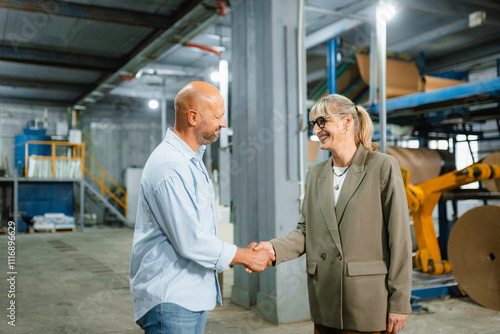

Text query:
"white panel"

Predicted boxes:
[[126, 167, 143, 223]]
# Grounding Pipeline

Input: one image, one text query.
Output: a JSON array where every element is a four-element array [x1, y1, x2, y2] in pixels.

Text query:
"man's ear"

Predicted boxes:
[[187, 110, 198, 126]]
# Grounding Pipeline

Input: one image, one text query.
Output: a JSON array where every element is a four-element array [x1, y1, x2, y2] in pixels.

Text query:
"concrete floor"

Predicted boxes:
[[0, 228, 499, 334]]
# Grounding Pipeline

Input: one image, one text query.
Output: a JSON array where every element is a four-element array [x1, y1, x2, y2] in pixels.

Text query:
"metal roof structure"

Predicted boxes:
[[0, 0, 499, 124], [0, 0, 226, 107]]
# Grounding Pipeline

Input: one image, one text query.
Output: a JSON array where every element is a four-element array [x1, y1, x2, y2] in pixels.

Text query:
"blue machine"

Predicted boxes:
[[14, 127, 51, 176], [18, 182, 74, 218]]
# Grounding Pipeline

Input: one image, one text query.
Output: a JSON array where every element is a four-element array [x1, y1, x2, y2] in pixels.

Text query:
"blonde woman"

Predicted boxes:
[[255, 94, 412, 334]]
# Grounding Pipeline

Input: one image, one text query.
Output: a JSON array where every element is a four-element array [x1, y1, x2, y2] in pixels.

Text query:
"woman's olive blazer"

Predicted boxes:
[[271, 145, 412, 332]]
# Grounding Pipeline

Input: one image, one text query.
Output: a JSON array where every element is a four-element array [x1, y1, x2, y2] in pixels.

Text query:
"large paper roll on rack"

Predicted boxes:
[[386, 146, 446, 184], [480, 152, 500, 192], [448, 205, 500, 311]]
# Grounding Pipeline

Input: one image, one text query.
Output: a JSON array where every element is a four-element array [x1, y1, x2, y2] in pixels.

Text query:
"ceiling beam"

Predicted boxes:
[[108, 88, 177, 100], [0, 96, 71, 107], [305, 5, 371, 23], [0, 0, 176, 29], [400, 0, 500, 25], [307, 69, 327, 83], [0, 45, 119, 71], [0, 77, 94, 91], [388, 18, 470, 53], [305, 2, 377, 49], [426, 39, 500, 73], [440, 0, 500, 12]]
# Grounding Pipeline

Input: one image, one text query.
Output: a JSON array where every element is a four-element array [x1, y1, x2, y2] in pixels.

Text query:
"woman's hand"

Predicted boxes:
[[386, 312, 407, 334]]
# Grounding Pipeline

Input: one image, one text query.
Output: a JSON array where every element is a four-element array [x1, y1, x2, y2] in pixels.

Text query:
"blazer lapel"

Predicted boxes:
[[318, 157, 343, 254], [335, 146, 368, 225]]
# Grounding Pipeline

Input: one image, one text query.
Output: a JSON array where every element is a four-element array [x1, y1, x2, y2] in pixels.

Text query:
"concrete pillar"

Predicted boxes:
[[231, 0, 309, 323]]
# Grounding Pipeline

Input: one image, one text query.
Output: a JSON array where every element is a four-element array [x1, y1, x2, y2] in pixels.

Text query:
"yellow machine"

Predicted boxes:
[[402, 163, 500, 275]]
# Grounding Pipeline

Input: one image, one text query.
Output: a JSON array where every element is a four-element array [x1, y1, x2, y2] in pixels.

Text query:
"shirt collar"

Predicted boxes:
[[165, 128, 206, 162]]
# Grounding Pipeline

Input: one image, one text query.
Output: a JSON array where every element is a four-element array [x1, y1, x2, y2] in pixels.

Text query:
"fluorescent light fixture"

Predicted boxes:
[[148, 99, 159, 109], [377, 2, 397, 21], [210, 71, 220, 82]]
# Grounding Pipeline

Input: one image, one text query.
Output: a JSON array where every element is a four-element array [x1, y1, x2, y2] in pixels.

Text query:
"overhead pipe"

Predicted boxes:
[[119, 72, 136, 81], [184, 42, 222, 58], [214, 0, 226, 16]]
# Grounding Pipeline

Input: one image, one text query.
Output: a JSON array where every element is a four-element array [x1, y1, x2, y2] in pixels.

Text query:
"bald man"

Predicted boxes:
[[130, 82, 274, 334]]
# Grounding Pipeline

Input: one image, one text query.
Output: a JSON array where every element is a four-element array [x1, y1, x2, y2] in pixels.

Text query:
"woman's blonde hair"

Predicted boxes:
[[310, 94, 374, 150]]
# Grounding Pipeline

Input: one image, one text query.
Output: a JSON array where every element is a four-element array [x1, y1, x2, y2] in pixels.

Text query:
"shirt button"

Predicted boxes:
[[337, 254, 342, 260], [321, 253, 327, 260]]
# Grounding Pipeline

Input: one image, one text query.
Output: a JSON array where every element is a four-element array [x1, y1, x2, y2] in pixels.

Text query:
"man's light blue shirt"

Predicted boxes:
[[130, 128, 237, 321]]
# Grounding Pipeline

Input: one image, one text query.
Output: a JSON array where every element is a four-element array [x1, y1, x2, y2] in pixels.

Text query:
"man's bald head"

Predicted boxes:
[[172, 81, 226, 150], [174, 81, 221, 120]]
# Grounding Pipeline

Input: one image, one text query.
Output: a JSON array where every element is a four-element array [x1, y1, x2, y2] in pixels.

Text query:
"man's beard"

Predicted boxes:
[[199, 128, 220, 145]]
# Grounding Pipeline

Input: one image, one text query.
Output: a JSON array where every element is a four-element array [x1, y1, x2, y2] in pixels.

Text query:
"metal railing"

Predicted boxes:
[[84, 152, 127, 218], [25, 141, 85, 178], [24, 141, 127, 218]]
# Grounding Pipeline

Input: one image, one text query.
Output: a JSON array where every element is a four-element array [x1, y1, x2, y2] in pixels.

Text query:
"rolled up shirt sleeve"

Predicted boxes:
[[151, 175, 236, 272]]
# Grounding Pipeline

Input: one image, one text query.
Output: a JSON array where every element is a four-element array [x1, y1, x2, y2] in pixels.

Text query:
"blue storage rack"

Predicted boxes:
[[365, 77, 500, 125]]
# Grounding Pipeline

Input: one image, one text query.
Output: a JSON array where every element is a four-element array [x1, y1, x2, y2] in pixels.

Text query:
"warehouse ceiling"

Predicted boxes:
[[0, 0, 226, 108], [0, 0, 499, 119]]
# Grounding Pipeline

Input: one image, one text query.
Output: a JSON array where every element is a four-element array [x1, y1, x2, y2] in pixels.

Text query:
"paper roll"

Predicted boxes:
[[448, 205, 500, 311], [480, 152, 500, 192], [386, 146, 443, 184]]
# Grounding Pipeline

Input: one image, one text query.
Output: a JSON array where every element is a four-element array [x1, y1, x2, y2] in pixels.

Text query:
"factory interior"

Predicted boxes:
[[0, 0, 499, 333]]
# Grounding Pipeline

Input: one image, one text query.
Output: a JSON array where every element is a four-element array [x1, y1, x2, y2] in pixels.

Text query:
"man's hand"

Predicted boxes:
[[245, 244, 275, 272], [230, 242, 275, 273], [245, 241, 276, 273], [386, 312, 407, 334]]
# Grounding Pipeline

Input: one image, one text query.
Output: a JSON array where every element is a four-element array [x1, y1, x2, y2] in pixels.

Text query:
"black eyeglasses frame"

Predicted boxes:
[[308, 113, 346, 132]]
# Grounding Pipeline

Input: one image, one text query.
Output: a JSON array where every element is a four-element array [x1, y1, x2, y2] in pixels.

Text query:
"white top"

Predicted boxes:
[[333, 166, 349, 205]]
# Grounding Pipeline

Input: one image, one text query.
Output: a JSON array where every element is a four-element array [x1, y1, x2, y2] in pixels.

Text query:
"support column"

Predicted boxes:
[[230, 0, 260, 309], [219, 59, 231, 206], [376, 3, 388, 153], [231, 0, 309, 323], [369, 27, 378, 105], [161, 93, 167, 140], [327, 39, 338, 94], [80, 179, 85, 231]]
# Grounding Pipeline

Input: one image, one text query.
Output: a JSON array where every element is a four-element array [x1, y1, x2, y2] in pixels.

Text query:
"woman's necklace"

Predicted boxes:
[[332, 164, 351, 190]]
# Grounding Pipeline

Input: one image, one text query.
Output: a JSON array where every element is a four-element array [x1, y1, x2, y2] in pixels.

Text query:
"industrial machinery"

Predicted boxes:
[[403, 162, 500, 275], [403, 162, 500, 311]]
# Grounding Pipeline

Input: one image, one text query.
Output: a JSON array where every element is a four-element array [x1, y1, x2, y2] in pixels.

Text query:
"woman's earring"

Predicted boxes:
[[343, 128, 347, 135]]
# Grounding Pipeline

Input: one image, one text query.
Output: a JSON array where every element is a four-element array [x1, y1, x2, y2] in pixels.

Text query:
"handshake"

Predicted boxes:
[[236, 241, 276, 273]]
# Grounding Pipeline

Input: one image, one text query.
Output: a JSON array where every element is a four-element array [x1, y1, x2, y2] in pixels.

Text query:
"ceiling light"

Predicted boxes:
[[148, 99, 159, 109], [377, 2, 397, 21], [210, 71, 220, 82]]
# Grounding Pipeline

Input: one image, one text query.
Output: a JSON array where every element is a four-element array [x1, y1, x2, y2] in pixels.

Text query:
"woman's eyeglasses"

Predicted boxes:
[[308, 113, 345, 132]]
